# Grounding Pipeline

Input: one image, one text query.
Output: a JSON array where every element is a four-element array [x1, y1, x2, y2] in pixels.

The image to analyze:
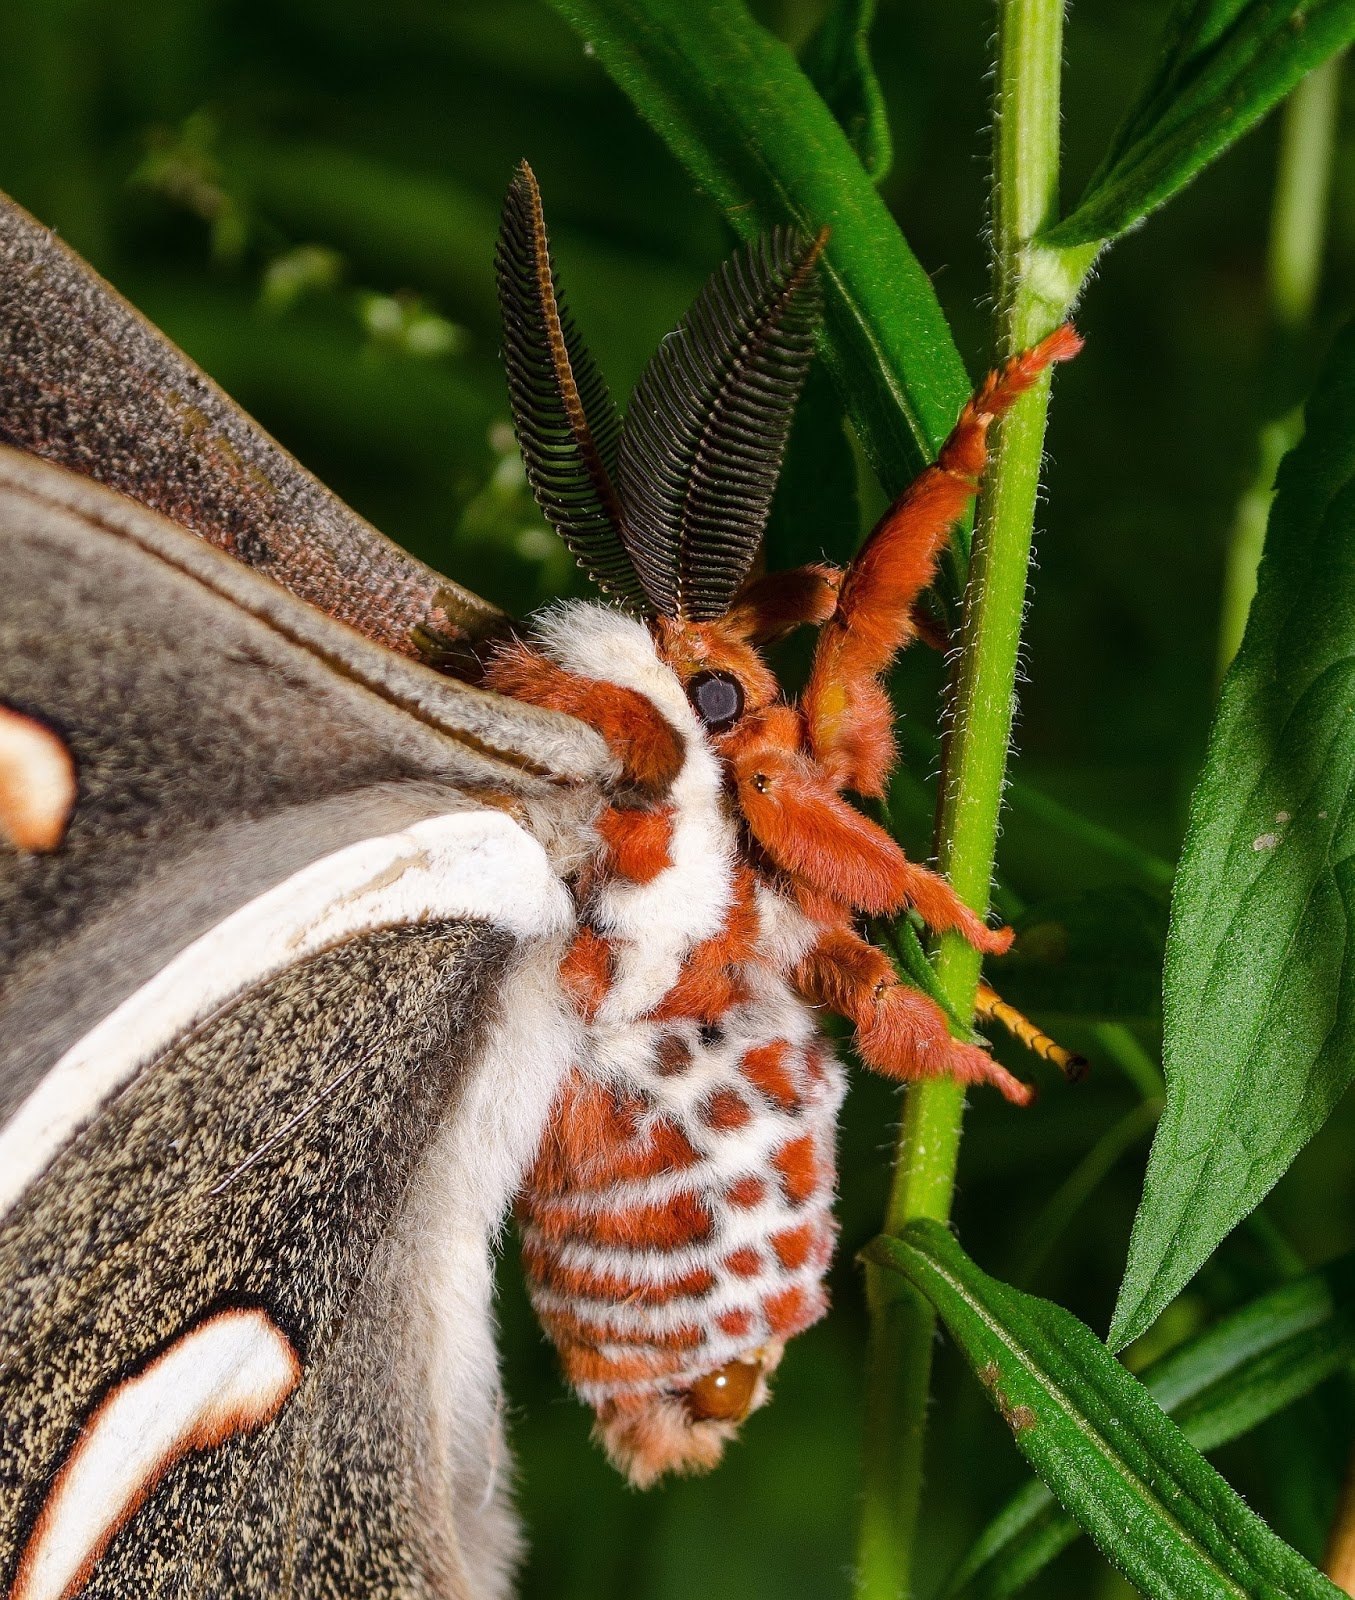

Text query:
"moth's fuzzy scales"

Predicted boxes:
[[491, 606, 846, 1479], [0, 158, 1082, 1599], [495, 304, 1078, 1464], [519, 1005, 844, 1392]]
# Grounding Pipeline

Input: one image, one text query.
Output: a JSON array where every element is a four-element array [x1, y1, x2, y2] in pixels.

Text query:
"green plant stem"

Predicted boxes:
[[854, 4, 1070, 1596], [1217, 51, 1344, 675]]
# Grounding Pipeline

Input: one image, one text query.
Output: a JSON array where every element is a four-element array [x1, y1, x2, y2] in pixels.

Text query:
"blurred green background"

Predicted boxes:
[[4, 3, 1353, 1595]]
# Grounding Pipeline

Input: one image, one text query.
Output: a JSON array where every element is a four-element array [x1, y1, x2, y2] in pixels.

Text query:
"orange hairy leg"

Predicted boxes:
[[725, 708, 1009, 952], [706, 331, 1085, 1101], [803, 323, 1083, 796], [797, 929, 1032, 1106]]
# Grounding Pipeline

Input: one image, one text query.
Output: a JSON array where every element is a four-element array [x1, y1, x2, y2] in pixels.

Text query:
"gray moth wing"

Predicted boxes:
[[0, 187, 504, 660], [0, 451, 603, 1598]]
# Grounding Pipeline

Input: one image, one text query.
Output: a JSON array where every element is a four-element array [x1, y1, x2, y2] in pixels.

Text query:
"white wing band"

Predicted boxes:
[[9, 1307, 301, 1600], [0, 809, 572, 1220]]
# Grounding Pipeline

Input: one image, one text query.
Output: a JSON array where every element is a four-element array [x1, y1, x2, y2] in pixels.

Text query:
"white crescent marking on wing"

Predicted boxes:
[[0, 809, 573, 1218], [8, 1308, 301, 1600]]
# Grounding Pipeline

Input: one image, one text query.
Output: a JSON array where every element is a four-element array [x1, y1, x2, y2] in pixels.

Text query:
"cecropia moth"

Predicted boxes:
[[0, 161, 1076, 1597]]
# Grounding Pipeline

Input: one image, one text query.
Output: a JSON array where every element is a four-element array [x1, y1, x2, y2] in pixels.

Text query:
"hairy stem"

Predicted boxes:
[[855, 2, 1070, 1594], [1217, 51, 1344, 676]]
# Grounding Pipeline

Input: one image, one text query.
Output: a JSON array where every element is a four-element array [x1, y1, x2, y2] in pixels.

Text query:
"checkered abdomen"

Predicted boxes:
[[517, 990, 845, 1418]]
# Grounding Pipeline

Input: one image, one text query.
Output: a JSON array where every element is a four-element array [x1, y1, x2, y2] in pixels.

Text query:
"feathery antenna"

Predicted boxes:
[[495, 162, 645, 609], [617, 227, 827, 620]]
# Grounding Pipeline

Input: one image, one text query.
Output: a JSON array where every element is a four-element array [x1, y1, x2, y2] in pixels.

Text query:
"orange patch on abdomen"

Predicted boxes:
[[530, 1191, 713, 1252], [561, 1346, 690, 1388], [723, 1247, 763, 1278], [740, 1040, 800, 1109], [526, 1075, 706, 1200], [700, 1088, 752, 1132], [772, 1134, 823, 1206], [724, 1175, 766, 1208], [597, 804, 675, 882], [540, 1304, 704, 1353], [771, 1223, 818, 1270], [520, 1246, 716, 1309], [765, 1284, 820, 1338]]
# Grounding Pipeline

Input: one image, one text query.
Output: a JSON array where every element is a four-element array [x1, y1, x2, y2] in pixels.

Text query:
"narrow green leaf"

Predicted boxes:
[[1112, 322, 1355, 1352], [944, 1251, 1355, 1598], [546, 0, 971, 498], [876, 915, 970, 1034], [799, 0, 893, 181], [866, 1222, 1345, 1600], [1044, 1, 1355, 249], [1150, 1251, 1355, 1451], [943, 1481, 1076, 1600]]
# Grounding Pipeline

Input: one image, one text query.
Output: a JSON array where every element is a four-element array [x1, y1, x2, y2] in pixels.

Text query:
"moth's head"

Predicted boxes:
[[495, 159, 825, 731]]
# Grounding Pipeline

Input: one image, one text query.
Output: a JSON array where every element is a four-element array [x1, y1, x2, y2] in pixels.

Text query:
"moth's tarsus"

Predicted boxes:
[[975, 982, 1090, 1082]]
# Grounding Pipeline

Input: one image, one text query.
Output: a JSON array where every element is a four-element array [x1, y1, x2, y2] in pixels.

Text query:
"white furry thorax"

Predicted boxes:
[[532, 603, 744, 1022]]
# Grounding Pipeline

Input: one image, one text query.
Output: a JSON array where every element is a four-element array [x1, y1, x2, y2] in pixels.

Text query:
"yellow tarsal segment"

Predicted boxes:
[[973, 984, 1088, 1082]]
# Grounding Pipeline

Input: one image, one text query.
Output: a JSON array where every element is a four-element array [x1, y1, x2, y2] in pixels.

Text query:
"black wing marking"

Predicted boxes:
[[495, 163, 645, 611], [617, 228, 825, 621], [0, 188, 504, 661]]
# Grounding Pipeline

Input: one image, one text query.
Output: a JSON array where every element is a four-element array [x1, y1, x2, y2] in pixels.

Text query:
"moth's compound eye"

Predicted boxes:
[[687, 669, 745, 733], [684, 1358, 761, 1423]]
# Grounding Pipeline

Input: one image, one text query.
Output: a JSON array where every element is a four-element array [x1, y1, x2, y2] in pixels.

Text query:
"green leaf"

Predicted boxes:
[[765, 365, 860, 571], [994, 886, 1169, 1022], [799, 0, 893, 181], [1112, 322, 1355, 1352], [864, 1222, 1346, 1600], [546, 0, 971, 499], [1044, 2, 1355, 249], [943, 1250, 1355, 1598]]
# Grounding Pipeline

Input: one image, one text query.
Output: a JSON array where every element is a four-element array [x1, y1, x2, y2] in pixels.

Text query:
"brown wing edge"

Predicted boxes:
[[0, 444, 614, 792], [0, 187, 504, 662]]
